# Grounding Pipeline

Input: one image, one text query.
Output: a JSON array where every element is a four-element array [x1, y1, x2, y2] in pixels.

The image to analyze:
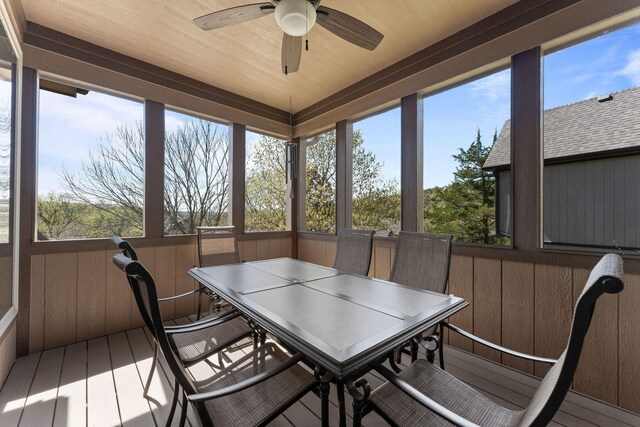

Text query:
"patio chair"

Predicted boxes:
[[112, 253, 318, 427], [112, 235, 212, 319], [111, 236, 252, 402], [357, 253, 624, 427], [332, 228, 374, 275], [390, 231, 453, 364], [197, 226, 242, 312]]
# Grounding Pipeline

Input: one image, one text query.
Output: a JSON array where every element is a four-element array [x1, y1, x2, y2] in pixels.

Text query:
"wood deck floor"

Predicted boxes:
[[1, 314, 639, 426]]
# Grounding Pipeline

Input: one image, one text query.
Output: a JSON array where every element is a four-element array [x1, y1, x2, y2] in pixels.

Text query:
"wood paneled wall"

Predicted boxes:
[[28, 237, 292, 354], [298, 235, 640, 413], [0, 321, 16, 387]]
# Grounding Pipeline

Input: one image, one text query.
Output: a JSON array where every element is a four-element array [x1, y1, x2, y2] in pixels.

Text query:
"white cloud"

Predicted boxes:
[[620, 48, 640, 86], [468, 70, 510, 101]]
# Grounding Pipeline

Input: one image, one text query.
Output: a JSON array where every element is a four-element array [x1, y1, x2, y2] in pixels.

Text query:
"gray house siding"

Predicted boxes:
[[486, 86, 640, 250], [543, 155, 640, 249]]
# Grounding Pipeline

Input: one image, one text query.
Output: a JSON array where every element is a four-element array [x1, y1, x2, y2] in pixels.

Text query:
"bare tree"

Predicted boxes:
[[61, 124, 144, 236], [164, 120, 229, 234], [57, 119, 229, 238]]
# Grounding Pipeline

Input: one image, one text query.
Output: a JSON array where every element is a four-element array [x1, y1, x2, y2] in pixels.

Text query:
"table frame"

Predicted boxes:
[[188, 258, 467, 426]]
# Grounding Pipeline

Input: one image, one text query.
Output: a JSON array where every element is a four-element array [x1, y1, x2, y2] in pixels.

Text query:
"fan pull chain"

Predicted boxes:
[[306, 39, 309, 51], [285, 65, 288, 75], [305, 1, 309, 51]]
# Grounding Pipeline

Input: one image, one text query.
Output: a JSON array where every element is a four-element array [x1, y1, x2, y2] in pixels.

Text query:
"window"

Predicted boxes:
[[305, 130, 336, 233], [0, 64, 11, 245], [424, 68, 511, 245], [352, 107, 401, 236], [541, 22, 640, 250], [36, 80, 144, 240], [0, 18, 17, 319], [164, 109, 229, 235], [245, 131, 287, 232]]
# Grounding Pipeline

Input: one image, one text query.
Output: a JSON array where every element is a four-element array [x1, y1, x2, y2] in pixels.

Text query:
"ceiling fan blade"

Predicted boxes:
[[282, 33, 302, 75], [316, 6, 383, 51], [194, 3, 274, 31]]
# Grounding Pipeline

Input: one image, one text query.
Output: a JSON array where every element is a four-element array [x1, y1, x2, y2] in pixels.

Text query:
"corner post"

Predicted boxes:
[[401, 93, 424, 232]]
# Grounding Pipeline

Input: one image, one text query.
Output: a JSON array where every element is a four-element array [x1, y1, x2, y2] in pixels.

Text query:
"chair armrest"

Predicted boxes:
[[441, 322, 556, 365], [165, 311, 241, 334], [372, 361, 480, 427], [187, 352, 305, 402], [158, 286, 206, 302]]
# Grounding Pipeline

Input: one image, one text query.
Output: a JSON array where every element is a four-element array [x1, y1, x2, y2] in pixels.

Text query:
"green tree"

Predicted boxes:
[[37, 193, 85, 240], [244, 130, 399, 234], [245, 135, 287, 232], [305, 130, 400, 234], [352, 133, 400, 235], [424, 129, 507, 244], [305, 132, 337, 233]]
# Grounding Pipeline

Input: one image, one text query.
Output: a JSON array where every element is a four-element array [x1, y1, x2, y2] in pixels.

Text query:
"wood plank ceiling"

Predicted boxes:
[[20, 0, 518, 112]]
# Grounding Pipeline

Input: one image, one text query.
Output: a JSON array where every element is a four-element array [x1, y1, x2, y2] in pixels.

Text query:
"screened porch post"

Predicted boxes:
[[144, 100, 164, 239], [511, 47, 542, 250], [229, 123, 246, 234], [400, 93, 424, 232], [336, 120, 353, 232], [17, 67, 38, 356], [287, 137, 300, 257]]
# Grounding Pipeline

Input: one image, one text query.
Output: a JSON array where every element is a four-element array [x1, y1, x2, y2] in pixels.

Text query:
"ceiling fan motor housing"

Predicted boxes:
[[275, 0, 317, 36]]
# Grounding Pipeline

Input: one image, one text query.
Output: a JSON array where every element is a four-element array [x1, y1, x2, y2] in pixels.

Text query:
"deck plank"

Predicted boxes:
[[87, 336, 121, 427], [108, 332, 156, 426], [126, 328, 183, 427], [0, 352, 40, 426], [19, 347, 64, 427], [3, 315, 639, 427], [53, 341, 87, 427], [141, 326, 198, 426]]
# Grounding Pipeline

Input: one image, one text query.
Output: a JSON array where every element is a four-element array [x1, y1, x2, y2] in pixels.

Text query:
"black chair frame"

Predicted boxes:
[[112, 254, 319, 427], [355, 254, 624, 427]]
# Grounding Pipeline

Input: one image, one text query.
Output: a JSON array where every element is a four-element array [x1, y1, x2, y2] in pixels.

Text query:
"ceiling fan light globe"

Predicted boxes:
[[275, 0, 316, 37]]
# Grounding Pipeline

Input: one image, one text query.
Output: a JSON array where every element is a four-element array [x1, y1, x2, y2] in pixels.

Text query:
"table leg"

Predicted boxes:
[[314, 367, 332, 427], [346, 378, 370, 427], [337, 380, 346, 427]]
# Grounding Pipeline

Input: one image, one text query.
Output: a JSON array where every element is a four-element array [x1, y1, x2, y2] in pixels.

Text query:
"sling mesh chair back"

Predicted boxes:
[[364, 253, 625, 427], [111, 236, 251, 402], [390, 231, 453, 362], [112, 254, 317, 427], [332, 228, 375, 276], [197, 226, 241, 267], [390, 231, 453, 293]]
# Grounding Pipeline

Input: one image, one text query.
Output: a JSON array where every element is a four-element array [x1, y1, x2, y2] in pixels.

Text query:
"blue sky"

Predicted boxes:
[[355, 22, 640, 188], [37, 22, 640, 195]]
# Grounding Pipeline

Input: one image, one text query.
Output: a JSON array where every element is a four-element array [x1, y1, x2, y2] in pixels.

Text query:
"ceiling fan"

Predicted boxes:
[[194, 0, 384, 75]]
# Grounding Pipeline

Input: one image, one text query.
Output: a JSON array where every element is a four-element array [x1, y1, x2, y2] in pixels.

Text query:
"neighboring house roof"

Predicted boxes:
[[483, 86, 640, 169]]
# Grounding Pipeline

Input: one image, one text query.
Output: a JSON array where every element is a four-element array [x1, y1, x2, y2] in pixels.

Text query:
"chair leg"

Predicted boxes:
[[410, 340, 419, 363], [143, 342, 158, 398], [178, 391, 188, 427], [393, 346, 402, 364], [426, 333, 439, 364], [439, 328, 446, 370], [337, 380, 346, 427], [165, 379, 179, 427], [196, 290, 203, 320]]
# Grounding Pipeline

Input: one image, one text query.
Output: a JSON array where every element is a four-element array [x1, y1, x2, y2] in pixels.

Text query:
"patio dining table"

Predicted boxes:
[[188, 257, 467, 426]]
